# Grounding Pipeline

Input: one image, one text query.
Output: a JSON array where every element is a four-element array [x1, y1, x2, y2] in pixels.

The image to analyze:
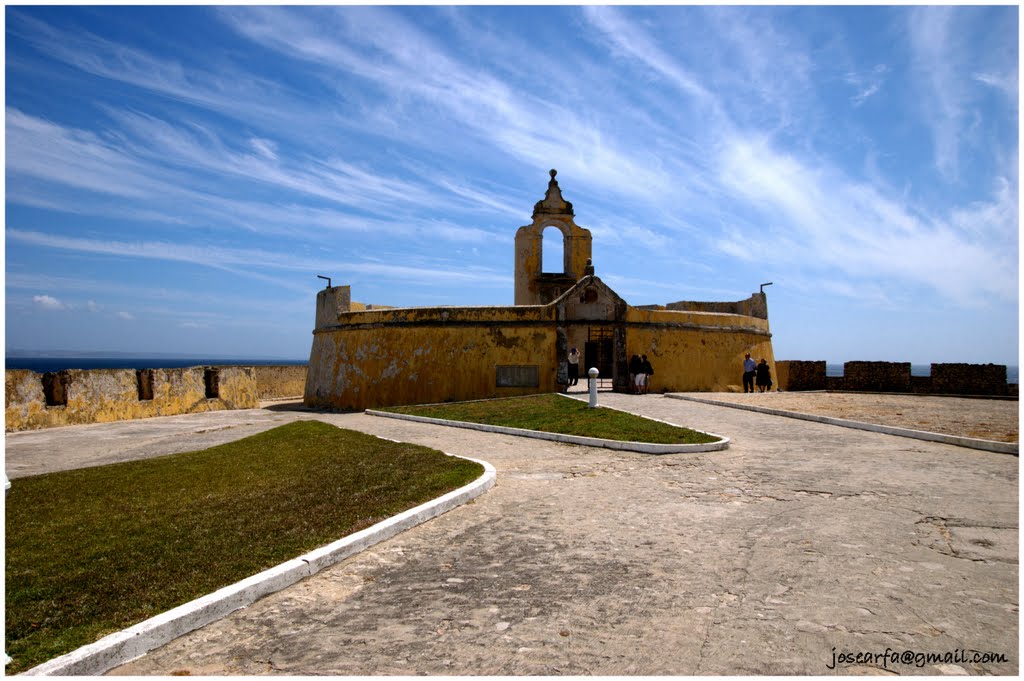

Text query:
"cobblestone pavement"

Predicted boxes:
[[6, 394, 1018, 675]]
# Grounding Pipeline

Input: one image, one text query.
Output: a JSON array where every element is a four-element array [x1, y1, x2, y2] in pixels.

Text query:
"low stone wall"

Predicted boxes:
[[253, 365, 308, 399], [776, 360, 1015, 397], [775, 361, 826, 391], [843, 361, 912, 392], [5, 366, 263, 432], [931, 363, 1008, 396]]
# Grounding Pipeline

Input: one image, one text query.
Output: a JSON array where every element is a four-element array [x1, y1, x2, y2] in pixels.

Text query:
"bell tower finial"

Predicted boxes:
[[533, 168, 574, 218]]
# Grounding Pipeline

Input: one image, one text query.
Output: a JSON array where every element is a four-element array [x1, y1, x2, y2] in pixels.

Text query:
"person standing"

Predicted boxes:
[[756, 358, 772, 393], [742, 353, 756, 393], [567, 347, 580, 388], [629, 354, 642, 394], [639, 354, 654, 395]]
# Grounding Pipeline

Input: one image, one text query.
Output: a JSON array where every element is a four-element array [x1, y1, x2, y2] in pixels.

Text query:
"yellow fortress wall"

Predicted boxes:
[[625, 306, 775, 393], [305, 301, 560, 411]]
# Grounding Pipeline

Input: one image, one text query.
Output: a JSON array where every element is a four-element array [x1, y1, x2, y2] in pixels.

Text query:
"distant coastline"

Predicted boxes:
[[5, 357, 308, 374]]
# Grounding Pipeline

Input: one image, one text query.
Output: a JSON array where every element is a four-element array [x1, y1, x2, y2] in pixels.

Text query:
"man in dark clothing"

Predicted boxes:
[[742, 353, 756, 393]]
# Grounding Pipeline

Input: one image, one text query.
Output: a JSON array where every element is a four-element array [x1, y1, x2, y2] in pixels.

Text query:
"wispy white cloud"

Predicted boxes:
[[7, 10, 313, 130], [6, 107, 509, 245], [846, 64, 889, 106], [6, 108, 174, 199], [972, 71, 1019, 103], [117, 311, 135, 320], [32, 294, 67, 310], [714, 135, 1017, 305], [220, 6, 679, 204], [581, 6, 720, 115], [7, 229, 507, 288], [249, 137, 279, 161], [906, 6, 969, 181]]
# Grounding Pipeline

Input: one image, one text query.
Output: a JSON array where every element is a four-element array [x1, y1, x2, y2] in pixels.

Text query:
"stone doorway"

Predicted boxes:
[[585, 327, 615, 390]]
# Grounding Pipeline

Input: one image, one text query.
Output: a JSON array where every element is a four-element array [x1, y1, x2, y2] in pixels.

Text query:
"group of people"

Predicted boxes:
[[569, 347, 772, 394], [742, 353, 773, 393], [565, 348, 655, 395], [628, 354, 654, 394]]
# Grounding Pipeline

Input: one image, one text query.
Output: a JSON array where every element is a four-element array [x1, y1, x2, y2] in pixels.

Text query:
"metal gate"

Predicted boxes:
[[584, 327, 614, 389]]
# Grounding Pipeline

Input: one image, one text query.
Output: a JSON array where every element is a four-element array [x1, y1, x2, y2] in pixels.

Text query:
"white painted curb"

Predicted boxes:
[[366, 404, 729, 454], [665, 394, 1019, 455], [21, 454, 496, 676]]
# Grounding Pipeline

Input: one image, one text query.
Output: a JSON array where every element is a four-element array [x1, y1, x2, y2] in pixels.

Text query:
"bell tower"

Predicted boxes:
[[514, 170, 593, 305]]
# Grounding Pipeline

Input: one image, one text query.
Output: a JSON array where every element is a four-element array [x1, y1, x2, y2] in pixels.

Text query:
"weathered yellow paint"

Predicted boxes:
[[5, 366, 262, 432], [254, 365, 308, 399], [305, 305, 559, 411], [625, 307, 775, 393]]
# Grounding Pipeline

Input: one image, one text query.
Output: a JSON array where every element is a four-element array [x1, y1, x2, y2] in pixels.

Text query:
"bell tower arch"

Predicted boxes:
[[514, 169, 593, 305]]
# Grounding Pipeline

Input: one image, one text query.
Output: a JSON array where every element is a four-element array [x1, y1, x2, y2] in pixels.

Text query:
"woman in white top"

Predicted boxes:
[[567, 347, 580, 387]]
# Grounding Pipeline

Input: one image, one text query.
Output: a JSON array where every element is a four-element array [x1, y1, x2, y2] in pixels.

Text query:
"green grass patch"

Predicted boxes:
[[4, 420, 483, 674], [383, 393, 718, 445]]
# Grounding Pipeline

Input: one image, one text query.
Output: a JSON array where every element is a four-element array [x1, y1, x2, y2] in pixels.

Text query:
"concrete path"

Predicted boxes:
[[6, 395, 1018, 675]]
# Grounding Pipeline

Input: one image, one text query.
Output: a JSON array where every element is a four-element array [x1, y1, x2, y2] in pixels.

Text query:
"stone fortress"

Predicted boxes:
[[303, 170, 777, 411]]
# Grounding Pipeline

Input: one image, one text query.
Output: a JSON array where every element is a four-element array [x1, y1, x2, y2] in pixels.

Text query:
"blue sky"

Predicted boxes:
[[4, 5, 1019, 364]]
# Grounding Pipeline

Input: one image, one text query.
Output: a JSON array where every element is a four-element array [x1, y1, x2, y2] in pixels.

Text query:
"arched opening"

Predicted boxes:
[[541, 226, 565, 274]]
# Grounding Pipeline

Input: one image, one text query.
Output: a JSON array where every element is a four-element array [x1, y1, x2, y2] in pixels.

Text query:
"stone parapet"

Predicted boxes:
[[5, 366, 262, 432], [658, 292, 768, 320], [842, 361, 912, 392], [775, 360, 826, 392], [777, 360, 1014, 397], [252, 365, 308, 399], [930, 363, 1008, 396]]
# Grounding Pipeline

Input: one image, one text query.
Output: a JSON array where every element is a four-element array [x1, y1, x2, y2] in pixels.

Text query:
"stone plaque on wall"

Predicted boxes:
[[496, 365, 540, 388]]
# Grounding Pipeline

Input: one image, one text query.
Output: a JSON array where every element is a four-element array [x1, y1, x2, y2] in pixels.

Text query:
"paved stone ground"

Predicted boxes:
[[5, 393, 1018, 675], [681, 391, 1019, 443]]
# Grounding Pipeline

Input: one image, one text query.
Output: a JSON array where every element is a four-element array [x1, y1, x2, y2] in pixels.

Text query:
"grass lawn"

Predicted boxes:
[[382, 393, 718, 445], [4, 420, 483, 674]]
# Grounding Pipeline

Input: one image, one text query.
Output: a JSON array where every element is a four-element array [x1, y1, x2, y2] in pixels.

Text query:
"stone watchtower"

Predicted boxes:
[[514, 170, 593, 305]]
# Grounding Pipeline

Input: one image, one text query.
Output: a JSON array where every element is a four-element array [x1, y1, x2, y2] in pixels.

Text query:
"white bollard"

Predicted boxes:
[[588, 367, 599, 408]]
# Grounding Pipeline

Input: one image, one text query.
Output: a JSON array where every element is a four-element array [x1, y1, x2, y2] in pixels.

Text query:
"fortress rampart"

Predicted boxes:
[[5, 364, 307, 432], [776, 360, 1016, 397], [637, 292, 768, 320], [304, 283, 776, 411], [306, 299, 561, 411]]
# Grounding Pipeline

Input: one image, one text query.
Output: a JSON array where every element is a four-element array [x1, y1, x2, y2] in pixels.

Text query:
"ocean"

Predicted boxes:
[[5, 357, 308, 373], [826, 363, 1018, 384]]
